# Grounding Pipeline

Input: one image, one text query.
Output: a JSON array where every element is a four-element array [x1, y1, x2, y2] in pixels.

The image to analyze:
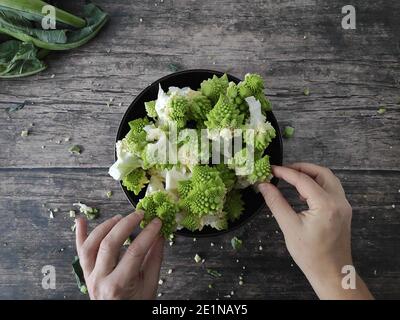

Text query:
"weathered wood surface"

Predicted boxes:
[[0, 0, 399, 299]]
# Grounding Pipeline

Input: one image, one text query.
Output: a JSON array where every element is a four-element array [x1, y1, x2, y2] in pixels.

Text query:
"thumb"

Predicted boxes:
[[258, 182, 300, 233]]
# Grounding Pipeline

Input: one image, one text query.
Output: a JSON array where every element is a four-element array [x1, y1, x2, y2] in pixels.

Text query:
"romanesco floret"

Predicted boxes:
[[247, 154, 272, 184], [215, 163, 236, 191], [122, 168, 149, 195], [165, 93, 190, 129], [205, 94, 244, 141], [243, 96, 276, 151], [109, 139, 143, 180], [224, 190, 245, 222], [187, 91, 212, 124], [177, 180, 192, 199], [237, 73, 272, 113], [125, 118, 152, 154], [144, 100, 157, 119], [136, 191, 179, 238], [200, 74, 229, 103]]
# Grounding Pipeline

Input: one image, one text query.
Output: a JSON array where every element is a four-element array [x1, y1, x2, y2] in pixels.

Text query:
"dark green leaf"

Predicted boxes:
[[72, 256, 88, 294], [0, 40, 46, 78], [6, 101, 25, 112], [0, 3, 108, 50]]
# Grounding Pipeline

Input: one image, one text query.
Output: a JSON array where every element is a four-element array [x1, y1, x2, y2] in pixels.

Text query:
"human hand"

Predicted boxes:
[[259, 163, 373, 299], [75, 211, 164, 300]]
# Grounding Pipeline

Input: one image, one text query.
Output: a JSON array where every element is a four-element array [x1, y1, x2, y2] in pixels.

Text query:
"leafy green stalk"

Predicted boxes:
[[0, 0, 86, 28], [0, 3, 108, 50]]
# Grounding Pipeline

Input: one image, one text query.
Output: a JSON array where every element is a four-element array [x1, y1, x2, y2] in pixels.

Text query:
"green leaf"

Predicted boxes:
[[0, 0, 86, 28], [377, 106, 386, 114], [0, 40, 46, 78], [0, 3, 108, 50], [72, 256, 88, 295], [206, 268, 222, 278]]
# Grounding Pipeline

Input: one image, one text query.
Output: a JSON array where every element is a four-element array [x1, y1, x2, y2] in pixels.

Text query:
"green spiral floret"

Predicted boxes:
[[145, 100, 157, 119], [136, 191, 179, 238], [224, 190, 245, 222], [183, 183, 226, 216], [122, 168, 149, 195], [180, 213, 201, 231], [215, 163, 236, 191], [205, 94, 244, 130], [188, 91, 212, 124], [167, 93, 190, 128], [247, 155, 272, 184], [125, 118, 152, 154], [177, 180, 192, 199], [200, 74, 229, 103], [243, 73, 264, 93]]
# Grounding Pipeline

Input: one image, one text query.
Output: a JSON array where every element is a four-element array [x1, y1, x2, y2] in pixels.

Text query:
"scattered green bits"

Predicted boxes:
[[21, 129, 29, 137], [69, 145, 81, 155], [283, 126, 295, 139], [231, 236, 243, 250], [303, 87, 310, 96], [123, 237, 132, 246], [69, 210, 76, 218], [377, 106, 386, 114], [206, 268, 222, 278], [106, 191, 113, 198], [73, 202, 99, 220]]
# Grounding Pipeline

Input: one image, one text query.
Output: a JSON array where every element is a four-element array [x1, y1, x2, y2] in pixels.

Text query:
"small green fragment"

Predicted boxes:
[[231, 236, 243, 250], [49, 211, 54, 219], [208, 284, 213, 289], [69, 145, 81, 155], [106, 191, 113, 198], [71, 223, 76, 232], [7, 102, 25, 113], [168, 63, 182, 72], [21, 130, 29, 137], [303, 87, 310, 96], [194, 253, 202, 263], [73, 202, 99, 220], [377, 106, 386, 114], [69, 210, 76, 218], [283, 126, 295, 139], [123, 237, 132, 246], [72, 256, 87, 295], [206, 268, 222, 278]]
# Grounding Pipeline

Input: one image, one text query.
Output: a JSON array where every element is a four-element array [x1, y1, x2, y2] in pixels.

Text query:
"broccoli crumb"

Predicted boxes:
[[49, 211, 54, 219], [303, 87, 310, 96], [206, 268, 222, 278], [167, 269, 173, 274], [194, 254, 202, 263], [208, 284, 213, 289], [73, 202, 99, 220], [21, 130, 29, 137], [158, 279, 164, 285], [106, 191, 113, 198], [69, 210, 76, 218], [231, 236, 242, 250], [377, 106, 386, 114], [69, 145, 81, 155], [283, 126, 295, 139]]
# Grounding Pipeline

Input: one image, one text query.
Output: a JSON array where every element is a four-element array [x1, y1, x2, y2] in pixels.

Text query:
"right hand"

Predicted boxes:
[[258, 163, 373, 299]]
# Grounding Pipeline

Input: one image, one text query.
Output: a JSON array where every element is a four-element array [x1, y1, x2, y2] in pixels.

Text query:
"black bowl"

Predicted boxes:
[[116, 69, 283, 237]]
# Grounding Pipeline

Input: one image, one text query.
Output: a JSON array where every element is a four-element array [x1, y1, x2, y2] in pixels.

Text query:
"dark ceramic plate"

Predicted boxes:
[[116, 69, 283, 237]]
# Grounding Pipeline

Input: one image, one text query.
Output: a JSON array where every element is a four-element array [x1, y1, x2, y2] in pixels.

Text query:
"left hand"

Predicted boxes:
[[75, 211, 164, 300]]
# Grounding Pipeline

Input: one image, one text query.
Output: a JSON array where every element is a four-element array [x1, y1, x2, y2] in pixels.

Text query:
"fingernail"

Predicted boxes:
[[135, 210, 144, 218], [257, 182, 270, 194], [114, 214, 123, 220], [151, 217, 162, 226]]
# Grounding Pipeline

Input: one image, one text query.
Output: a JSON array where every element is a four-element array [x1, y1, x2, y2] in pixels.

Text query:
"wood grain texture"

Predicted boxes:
[[0, 0, 399, 299]]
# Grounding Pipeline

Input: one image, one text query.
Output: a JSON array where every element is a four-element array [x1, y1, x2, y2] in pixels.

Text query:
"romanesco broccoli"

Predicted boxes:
[[122, 168, 149, 195], [224, 190, 245, 222], [136, 191, 179, 238], [200, 74, 229, 103]]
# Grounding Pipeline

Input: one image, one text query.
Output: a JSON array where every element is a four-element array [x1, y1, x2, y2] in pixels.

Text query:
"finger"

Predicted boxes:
[[287, 162, 344, 194], [79, 214, 123, 275], [141, 236, 165, 299], [75, 217, 87, 254], [94, 212, 144, 276], [113, 218, 162, 281], [258, 182, 301, 233], [272, 165, 327, 208]]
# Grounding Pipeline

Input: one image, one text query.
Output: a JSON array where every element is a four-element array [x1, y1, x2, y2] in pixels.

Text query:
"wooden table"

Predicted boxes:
[[0, 0, 399, 299]]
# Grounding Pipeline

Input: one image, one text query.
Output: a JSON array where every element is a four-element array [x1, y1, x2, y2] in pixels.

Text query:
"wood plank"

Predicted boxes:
[[0, 0, 399, 169], [0, 168, 398, 299]]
